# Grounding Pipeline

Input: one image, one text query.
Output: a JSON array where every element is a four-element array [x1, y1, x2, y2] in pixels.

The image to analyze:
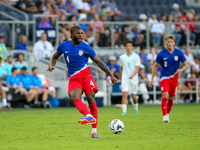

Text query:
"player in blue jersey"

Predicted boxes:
[[149, 35, 188, 123], [47, 26, 117, 138]]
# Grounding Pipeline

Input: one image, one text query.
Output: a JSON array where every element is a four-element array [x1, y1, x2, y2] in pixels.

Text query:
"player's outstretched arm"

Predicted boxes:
[[46, 52, 61, 72], [92, 55, 117, 85], [149, 62, 159, 87]]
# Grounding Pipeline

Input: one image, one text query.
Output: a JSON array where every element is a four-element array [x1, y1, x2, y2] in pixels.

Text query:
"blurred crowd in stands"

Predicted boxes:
[[1, 0, 200, 48]]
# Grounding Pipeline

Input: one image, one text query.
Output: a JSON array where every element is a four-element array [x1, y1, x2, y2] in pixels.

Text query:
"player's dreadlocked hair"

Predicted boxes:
[[70, 25, 82, 37]]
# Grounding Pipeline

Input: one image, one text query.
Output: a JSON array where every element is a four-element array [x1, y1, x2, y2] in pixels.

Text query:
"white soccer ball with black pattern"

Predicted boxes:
[[109, 119, 124, 134]]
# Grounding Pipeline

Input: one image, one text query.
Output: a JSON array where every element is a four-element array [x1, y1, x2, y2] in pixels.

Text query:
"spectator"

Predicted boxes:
[[0, 33, 7, 62], [168, 14, 182, 46], [46, 0, 56, 13], [171, 3, 181, 21], [58, 0, 67, 11], [58, 14, 68, 43], [176, 15, 187, 46], [105, 55, 119, 78], [66, 0, 76, 14], [15, 0, 26, 11], [18, 67, 38, 104], [105, 0, 121, 16], [6, 67, 35, 103], [92, 0, 105, 14], [159, 14, 167, 46], [31, 67, 50, 107], [184, 47, 194, 75], [15, 35, 27, 51], [139, 46, 148, 65], [121, 16, 132, 45], [192, 56, 200, 73], [82, 0, 96, 15], [147, 47, 157, 65], [109, 15, 120, 48], [33, 33, 54, 61], [0, 58, 7, 78], [3, 56, 14, 76], [78, 13, 88, 41], [14, 53, 29, 71], [186, 72, 200, 102], [25, 0, 38, 13], [177, 73, 189, 103], [0, 83, 12, 110], [138, 67, 150, 104], [37, 16, 53, 29], [36, 0, 47, 13], [187, 13, 196, 47], [37, 73, 57, 98], [72, 0, 84, 13], [148, 13, 162, 46], [87, 14, 104, 47], [138, 14, 147, 36]]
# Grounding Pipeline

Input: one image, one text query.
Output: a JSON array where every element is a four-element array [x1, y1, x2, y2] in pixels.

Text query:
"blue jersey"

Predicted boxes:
[[156, 48, 186, 80], [57, 40, 96, 78], [18, 74, 32, 89], [31, 75, 43, 88], [6, 75, 21, 86]]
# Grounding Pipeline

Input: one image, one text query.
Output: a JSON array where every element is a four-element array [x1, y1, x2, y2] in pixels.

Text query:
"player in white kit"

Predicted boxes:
[[118, 41, 141, 116]]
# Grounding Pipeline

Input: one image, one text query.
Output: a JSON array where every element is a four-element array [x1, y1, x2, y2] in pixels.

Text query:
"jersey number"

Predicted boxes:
[[127, 62, 130, 68], [90, 80, 94, 86], [66, 56, 70, 63]]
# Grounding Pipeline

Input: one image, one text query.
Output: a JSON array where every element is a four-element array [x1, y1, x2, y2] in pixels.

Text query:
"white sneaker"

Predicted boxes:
[[163, 115, 169, 123], [167, 114, 170, 123]]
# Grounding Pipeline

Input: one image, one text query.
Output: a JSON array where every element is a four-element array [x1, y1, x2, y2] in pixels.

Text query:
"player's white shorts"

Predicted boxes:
[[121, 81, 138, 94]]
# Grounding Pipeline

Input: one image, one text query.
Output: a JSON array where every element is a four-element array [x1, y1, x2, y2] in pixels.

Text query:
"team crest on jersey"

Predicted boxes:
[[79, 50, 83, 56], [174, 56, 178, 61]]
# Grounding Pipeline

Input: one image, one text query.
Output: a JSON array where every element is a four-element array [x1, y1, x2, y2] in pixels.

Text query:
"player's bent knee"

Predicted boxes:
[[162, 93, 169, 99]]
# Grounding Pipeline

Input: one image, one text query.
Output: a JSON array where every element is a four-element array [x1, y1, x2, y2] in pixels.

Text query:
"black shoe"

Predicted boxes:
[[2, 106, 13, 110]]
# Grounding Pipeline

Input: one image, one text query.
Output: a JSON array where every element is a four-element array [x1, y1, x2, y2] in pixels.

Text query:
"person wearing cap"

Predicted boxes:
[[15, 35, 28, 51], [0, 33, 7, 62], [171, 3, 181, 21], [105, 55, 119, 78], [78, 13, 88, 41], [138, 14, 147, 33]]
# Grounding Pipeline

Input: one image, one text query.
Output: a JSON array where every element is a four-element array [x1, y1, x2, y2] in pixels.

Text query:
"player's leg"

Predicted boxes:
[[121, 81, 129, 116], [131, 83, 138, 116], [28, 89, 37, 103], [86, 91, 100, 138], [0, 88, 12, 110]]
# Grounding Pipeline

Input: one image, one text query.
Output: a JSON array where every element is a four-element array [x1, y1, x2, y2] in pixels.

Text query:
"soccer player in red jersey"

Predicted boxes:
[[149, 35, 188, 122], [47, 26, 117, 138]]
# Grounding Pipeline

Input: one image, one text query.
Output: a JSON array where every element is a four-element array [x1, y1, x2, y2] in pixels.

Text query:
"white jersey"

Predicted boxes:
[[118, 52, 141, 83]]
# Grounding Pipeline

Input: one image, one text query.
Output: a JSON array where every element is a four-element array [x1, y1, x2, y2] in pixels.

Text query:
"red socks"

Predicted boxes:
[[167, 100, 173, 114], [161, 98, 168, 116], [89, 103, 98, 128], [73, 99, 90, 116]]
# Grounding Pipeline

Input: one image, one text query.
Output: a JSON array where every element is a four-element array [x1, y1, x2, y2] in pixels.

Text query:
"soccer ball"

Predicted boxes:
[[109, 119, 124, 134]]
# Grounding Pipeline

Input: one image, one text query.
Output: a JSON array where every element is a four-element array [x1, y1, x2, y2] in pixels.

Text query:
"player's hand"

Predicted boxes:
[[46, 66, 55, 72], [176, 69, 182, 75], [111, 76, 117, 85], [148, 79, 153, 87], [129, 75, 134, 79]]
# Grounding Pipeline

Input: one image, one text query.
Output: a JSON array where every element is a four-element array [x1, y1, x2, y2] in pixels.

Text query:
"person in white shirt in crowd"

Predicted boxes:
[[14, 53, 29, 71], [33, 33, 54, 61], [148, 13, 162, 46], [171, 3, 181, 22], [147, 47, 157, 65], [82, 0, 96, 15], [118, 41, 140, 116], [184, 47, 195, 75], [138, 14, 147, 34]]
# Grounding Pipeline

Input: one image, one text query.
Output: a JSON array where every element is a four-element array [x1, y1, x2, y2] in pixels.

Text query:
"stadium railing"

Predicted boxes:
[[1, 18, 200, 50]]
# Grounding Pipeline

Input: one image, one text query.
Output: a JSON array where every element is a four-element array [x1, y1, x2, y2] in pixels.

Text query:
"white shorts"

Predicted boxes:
[[121, 81, 138, 94]]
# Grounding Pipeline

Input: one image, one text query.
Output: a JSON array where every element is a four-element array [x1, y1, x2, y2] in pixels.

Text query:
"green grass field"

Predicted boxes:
[[0, 104, 200, 150]]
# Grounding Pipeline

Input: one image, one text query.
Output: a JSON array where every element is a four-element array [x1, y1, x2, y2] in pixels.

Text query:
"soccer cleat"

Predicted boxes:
[[134, 110, 139, 116], [78, 117, 96, 125], [121, 112, 127, 116], [163, 115, 169, 123], [91, 132, 101, 138], [2, 106, 12, 110]]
